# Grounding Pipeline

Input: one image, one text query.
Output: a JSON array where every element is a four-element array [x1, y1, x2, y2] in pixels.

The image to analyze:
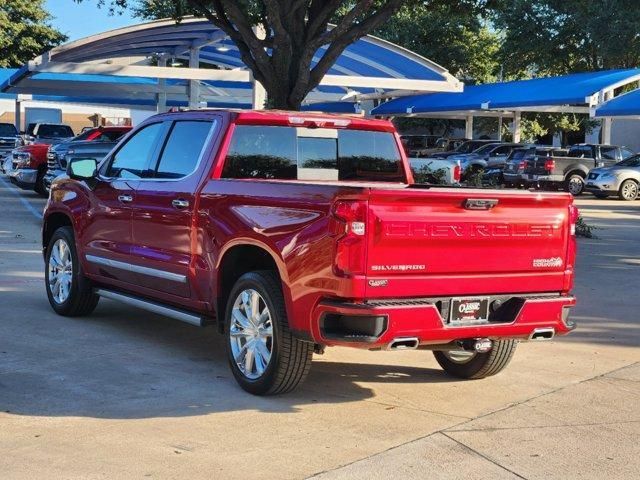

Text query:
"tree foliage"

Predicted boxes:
[[82, 0, 417, 109], [491, 0, 640, 77], [0, 0, 67, 68], [373, 2, 500, 84]]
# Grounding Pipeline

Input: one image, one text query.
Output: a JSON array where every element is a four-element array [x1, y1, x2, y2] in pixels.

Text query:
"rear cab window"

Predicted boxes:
[[222, 125, 405, 182]]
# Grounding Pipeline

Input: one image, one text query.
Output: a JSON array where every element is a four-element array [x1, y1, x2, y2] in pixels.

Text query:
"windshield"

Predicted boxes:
[[0, 124, 18, 137], [616, 155, 640, 167], [36, 124, 74, 138]]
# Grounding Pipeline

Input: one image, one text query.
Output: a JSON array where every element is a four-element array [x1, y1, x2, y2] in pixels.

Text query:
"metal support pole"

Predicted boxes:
[[14, 98, 21, 132], [600, 90, 613, 144], [252, 74, 267, 110], [252, 24, 267, 110], [497, 115, 503, 141], [512, 111, 521, 143], [188, 48, 200, 109], [157, 57, 168, 113], [465, 115, 474, 139]]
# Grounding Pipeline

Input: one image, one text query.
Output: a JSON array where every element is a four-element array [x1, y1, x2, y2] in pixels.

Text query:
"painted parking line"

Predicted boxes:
[[0, 175, 44, 220]]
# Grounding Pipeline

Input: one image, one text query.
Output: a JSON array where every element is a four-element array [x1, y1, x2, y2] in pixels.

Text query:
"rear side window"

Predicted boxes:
[[223, 126, 297, 179], [600, 146, 618, 161], [569, 146, 592, 158], [222, 125, 404, 182], [154, 121, 214, 179], [106, 123, 165, 179]]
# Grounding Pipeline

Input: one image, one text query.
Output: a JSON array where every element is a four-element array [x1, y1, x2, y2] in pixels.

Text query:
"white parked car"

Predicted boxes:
[[585, 154, 640, 200]]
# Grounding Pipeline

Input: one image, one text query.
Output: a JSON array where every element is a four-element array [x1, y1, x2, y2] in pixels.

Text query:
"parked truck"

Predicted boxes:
[[43, 110, 578, 395], [523, 143, 635, 195], [23, 107, 62, 134]]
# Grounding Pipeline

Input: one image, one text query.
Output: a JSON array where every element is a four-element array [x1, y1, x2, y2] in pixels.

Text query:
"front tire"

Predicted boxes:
[[433, 340, 517, 379], [225, 271, 313, 395], [45, 226, 99, 316], [34, 167, 48, 196], [618, 179, 639, 201]]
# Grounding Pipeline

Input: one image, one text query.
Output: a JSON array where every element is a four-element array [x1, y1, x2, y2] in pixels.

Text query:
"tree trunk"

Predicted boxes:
[[187, 0, 405, 111]]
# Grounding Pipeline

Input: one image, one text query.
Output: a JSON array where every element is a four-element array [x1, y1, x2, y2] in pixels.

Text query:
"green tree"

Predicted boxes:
[[374, 3, 500, 84], [0, 0, 67, 67], [492, 0, 640, 76], [80, 0, 416, 110]]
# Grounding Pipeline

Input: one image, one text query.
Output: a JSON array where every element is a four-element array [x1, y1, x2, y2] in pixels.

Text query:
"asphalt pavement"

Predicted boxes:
[[0, 177, 638, 480]]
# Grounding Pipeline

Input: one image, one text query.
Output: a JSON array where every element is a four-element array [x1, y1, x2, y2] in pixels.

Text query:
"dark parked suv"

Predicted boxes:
[[0, 123, 22, 171], [44, 126, 131, 190]]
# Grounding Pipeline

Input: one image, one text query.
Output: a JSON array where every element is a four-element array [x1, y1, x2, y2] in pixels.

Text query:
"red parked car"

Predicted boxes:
[[10, 125, 131, 195], [42, 110, 578, 395]]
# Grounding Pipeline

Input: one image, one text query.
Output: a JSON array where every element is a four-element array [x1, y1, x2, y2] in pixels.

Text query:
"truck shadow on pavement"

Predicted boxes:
[[0, 298, 456, 420]]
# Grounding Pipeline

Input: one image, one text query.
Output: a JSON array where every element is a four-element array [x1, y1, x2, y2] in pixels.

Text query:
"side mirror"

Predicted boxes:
[[67, 157, 98, 180]]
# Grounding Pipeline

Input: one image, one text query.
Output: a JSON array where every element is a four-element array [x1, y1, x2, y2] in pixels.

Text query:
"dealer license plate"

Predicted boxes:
[[450, 297, 490, 324]]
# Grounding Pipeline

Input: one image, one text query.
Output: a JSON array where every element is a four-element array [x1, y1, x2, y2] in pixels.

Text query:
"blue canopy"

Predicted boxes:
[[1, 17, 461, 111], [372, 69, 640, 115], [594, 88, 640, 117]]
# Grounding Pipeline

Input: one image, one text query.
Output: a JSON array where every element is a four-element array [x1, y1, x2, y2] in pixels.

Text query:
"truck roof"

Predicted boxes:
[[153, 108, 397, 133]]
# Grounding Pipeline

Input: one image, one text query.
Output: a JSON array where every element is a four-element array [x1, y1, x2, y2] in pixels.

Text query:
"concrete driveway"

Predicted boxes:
[[0, 177, 638, 480]]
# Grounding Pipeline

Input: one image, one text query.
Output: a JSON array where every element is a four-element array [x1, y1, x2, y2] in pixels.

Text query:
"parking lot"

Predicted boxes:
[[0, 176, 638, 480]]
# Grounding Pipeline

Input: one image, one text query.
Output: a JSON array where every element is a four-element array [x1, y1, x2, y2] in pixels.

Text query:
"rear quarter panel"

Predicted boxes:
[[196, 180, 368, 335]]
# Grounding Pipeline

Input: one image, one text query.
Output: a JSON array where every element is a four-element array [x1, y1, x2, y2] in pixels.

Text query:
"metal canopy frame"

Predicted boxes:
[[0, 17, 462, 115], [372, 69, 640, 143]]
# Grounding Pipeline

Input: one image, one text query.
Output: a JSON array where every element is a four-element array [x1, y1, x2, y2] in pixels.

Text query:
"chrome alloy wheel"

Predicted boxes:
[[442, 350, 476, 364], [621, 181, 638, 200], [568, 176, 584, 195], [229, 289, 274, 380], [48, 239, 73, 304]]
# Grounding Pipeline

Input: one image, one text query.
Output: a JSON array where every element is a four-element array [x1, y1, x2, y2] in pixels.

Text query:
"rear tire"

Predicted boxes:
[[565, 173, 585, 196], [433, 340, 518, 379], [618, 179, 638, 201], [225, 271, 313, 395], [45, 226, 99, 316]]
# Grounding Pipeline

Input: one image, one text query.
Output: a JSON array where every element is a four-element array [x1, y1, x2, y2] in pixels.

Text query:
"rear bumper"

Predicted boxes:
[[8, 168, 37, 188], [524, 173, 564, 184], [311, 294, 576, 349]]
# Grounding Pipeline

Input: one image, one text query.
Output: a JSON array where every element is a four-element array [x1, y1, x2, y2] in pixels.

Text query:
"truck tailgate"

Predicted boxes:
[[365, 187, 573, 297]]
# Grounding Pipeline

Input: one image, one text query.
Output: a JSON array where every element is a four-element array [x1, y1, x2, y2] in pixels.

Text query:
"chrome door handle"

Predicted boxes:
[[118, 194, 133, 203], [172, 199, 190, 209]]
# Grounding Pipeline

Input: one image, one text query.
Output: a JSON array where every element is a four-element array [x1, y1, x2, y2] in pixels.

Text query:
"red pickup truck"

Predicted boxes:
[[43, 110, 578, 395]]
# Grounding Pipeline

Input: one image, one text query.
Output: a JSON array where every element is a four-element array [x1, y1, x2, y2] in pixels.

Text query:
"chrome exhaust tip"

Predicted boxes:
[[388, 337, 419, 350], [529, 327, 555, 341]]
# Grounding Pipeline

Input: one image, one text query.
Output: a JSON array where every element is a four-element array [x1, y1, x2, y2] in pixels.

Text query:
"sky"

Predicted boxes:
[[45, 0, 138, 41]]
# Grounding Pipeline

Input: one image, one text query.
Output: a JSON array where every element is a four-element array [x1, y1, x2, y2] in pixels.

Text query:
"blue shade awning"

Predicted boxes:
[[594, 88, 640, 117], [372, 69, 640, 115], [1, 17, 462, 109]]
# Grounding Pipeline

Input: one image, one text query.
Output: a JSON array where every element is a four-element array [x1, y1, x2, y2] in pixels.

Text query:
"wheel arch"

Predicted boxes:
[[42, 211, 74, 255], [215, 241, 289, 333]]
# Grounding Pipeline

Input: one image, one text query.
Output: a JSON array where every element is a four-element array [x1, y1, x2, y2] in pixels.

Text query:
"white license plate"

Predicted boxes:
[[450, 297, 490, 324]]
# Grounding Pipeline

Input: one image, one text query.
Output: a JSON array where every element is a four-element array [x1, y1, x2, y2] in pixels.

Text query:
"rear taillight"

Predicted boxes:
[[565, 204, 579, 291], [518, 160, 526, 171], [544, 159, 555, 172], [453, 163, 461, 183], [331, 200, 368, 276], [568, 204, 579, 236]]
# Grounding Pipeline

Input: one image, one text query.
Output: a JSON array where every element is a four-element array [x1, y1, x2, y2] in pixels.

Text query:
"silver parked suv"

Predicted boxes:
[[585, 154, 640, 200]]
